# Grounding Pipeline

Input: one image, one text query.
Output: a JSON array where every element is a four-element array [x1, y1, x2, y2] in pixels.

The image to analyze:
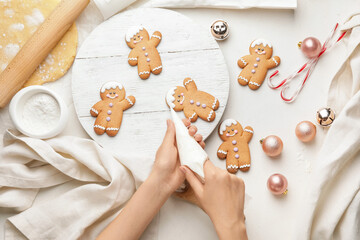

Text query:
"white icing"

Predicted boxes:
[[251, 39, 272, 48], [219, 119, 237, 135], [218, 150, 227, 155], [9, 23, 24, 31], [139, 71, 150, 76], [125, 97, 134, 105], [240, 58, 247, 65], [152, 66, 162, 71], [101, 82, 123, 93], [227, 165, 238, 169], [189, 112, 196, 121], [152, 34, 161, 39], [184, 78, 194, 86], [239, 164, 251, 169], [207, 110, 214, 121], [272, 57, 279, 66], [238, 76, 248, 83], [94, 125, 105, 130], [249, 81, 260, 87], [128, 57, 137, 61], [212, 98, 218, 109], [171, 109, 208, 179], [125, 26, 144, 42], [91, 108, 98, 115], [106, 127, 119, 131], [166, 87, 177, 109], [21, 93, 60, 135], [4, 43, 20, 58], [244, 129, 254, 134], [24, 9, 45, 27]]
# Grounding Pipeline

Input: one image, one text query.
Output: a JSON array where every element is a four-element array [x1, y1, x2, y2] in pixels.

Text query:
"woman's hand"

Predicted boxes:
[[149, 119, 205, 195], [180, 161, 247, 240]]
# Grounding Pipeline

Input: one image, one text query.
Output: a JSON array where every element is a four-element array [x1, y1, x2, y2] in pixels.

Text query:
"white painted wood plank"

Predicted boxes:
[[72, 8, 229, 158]]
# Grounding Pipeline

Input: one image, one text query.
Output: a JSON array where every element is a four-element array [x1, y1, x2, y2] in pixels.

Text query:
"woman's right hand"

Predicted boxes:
[[180, 161, 248, 240]]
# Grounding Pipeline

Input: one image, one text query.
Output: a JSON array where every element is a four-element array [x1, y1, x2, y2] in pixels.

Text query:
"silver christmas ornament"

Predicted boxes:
[[316, 107, 335, 127], [210, 20, 229, 41]]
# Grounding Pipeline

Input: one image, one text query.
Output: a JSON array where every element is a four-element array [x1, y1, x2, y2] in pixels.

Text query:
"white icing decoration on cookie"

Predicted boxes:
[[166, 87, 177, 109], [240, 58, 247, 65], [212, 98, 218, 109], [139, 71, 150, 76], [238, 76, 248, 83], [125, 97, 134, 105], [251, 39, 272, 48], [106, 127, 119, 131], [272, 57, 279, 66], [219, 119, 237, 135], [152, 65, 162, 71], [207, 110, 214, 121], [239, 164, 251, 169], [218, 150, 227, 155], [94, 125, 105, 130], [249, 81, 260, 87], [125, 25, 144, 42], [227, 165, 238, 169], [184, 78, 194, 86], [128, 57, 137, 61], [91, 108, 98, 114], [244, 128, 254, 134], [152, 34, 161, 39], [189, 112, 196, 121], [101, 82, 123, 93]]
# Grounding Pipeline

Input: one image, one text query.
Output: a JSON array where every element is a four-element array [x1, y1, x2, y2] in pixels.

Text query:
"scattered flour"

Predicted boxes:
[[21, 93, 60, 135], [45, 54, 54, 65], [1, 63, 7, 71], [4, 8, 14, 17], [9, 23, 25, 31], [4, 43, 20, 58], [24, 8, 44, 27]]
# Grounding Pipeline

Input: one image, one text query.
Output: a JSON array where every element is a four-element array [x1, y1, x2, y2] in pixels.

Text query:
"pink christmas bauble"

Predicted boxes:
[[267, 173, 288, 195], [295, 121, 316, 142], [261, 135, 283, 157], [301, 37, 322, 58]]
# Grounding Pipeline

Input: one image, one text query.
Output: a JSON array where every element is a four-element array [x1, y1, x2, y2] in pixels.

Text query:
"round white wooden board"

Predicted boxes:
[[72, 8, 229, 158]]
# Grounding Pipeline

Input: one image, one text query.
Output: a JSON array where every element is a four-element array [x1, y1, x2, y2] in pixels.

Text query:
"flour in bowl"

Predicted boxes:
[[21, 93, 60, 135]]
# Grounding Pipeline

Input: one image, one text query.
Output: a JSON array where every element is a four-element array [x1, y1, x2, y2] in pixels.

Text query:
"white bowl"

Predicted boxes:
[[9, 86, 68, 139]]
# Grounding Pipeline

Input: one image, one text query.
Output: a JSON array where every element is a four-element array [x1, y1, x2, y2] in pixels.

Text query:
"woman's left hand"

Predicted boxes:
[[149, 119, 205, 195]]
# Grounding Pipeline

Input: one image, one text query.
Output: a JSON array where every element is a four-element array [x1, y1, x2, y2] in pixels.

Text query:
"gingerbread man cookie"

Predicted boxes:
[[90, 82, 135, 137], [237, 39, 280, 90], [126, 26, 162, 80], [217, 119, 253, 173], [166, 78, 219, 122]]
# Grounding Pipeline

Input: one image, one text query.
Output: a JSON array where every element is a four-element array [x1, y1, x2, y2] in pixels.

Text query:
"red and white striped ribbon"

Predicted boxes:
[[267, 23, 347, 103]]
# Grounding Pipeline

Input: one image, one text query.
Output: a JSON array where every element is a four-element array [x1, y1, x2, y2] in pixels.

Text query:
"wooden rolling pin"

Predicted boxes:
[[0, 0, 90, 108]]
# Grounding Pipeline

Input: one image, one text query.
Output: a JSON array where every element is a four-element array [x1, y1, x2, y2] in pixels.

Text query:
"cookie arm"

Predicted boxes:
[[267, 56, 280, 69], [242, 126, 254, 143], [128, 50, 138, 66], [184, 109, 198, 122], [217, 142, 228, 159], [237, 55, 251, 68], [183, 78, 197, 92], [150, 31, 162, 47], [90, 101, 103, 117], [119, 96, 136, 111]]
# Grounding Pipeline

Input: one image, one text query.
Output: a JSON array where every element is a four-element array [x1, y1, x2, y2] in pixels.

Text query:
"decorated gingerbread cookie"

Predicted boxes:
[[125, 25, 162, 80], [237, 39, 280, 90], [166, 78, 219, 122], [90, 82, 135, 137], [217, 119, 253, 173]]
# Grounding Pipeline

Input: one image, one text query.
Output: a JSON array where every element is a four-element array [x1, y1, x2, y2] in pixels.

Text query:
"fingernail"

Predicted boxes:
[[179, 166, 186, 174]]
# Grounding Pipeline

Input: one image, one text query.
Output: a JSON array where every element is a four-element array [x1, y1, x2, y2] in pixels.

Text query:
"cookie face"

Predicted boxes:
[[166, 78, 219, 122], [90, 81, 136, 137], [237, 38, 280, 90], [217, 119, 253, 173], [125, 25, 163, 80]]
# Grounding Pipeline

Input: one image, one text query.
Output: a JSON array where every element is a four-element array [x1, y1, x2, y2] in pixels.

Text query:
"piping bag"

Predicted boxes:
[[170, 109, 208, 179]]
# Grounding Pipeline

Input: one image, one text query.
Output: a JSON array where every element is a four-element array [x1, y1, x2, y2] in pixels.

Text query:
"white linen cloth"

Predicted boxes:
[[136, 0, 297, 9], [0, 130, 138, 240], [296, 13, 360, 240]]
